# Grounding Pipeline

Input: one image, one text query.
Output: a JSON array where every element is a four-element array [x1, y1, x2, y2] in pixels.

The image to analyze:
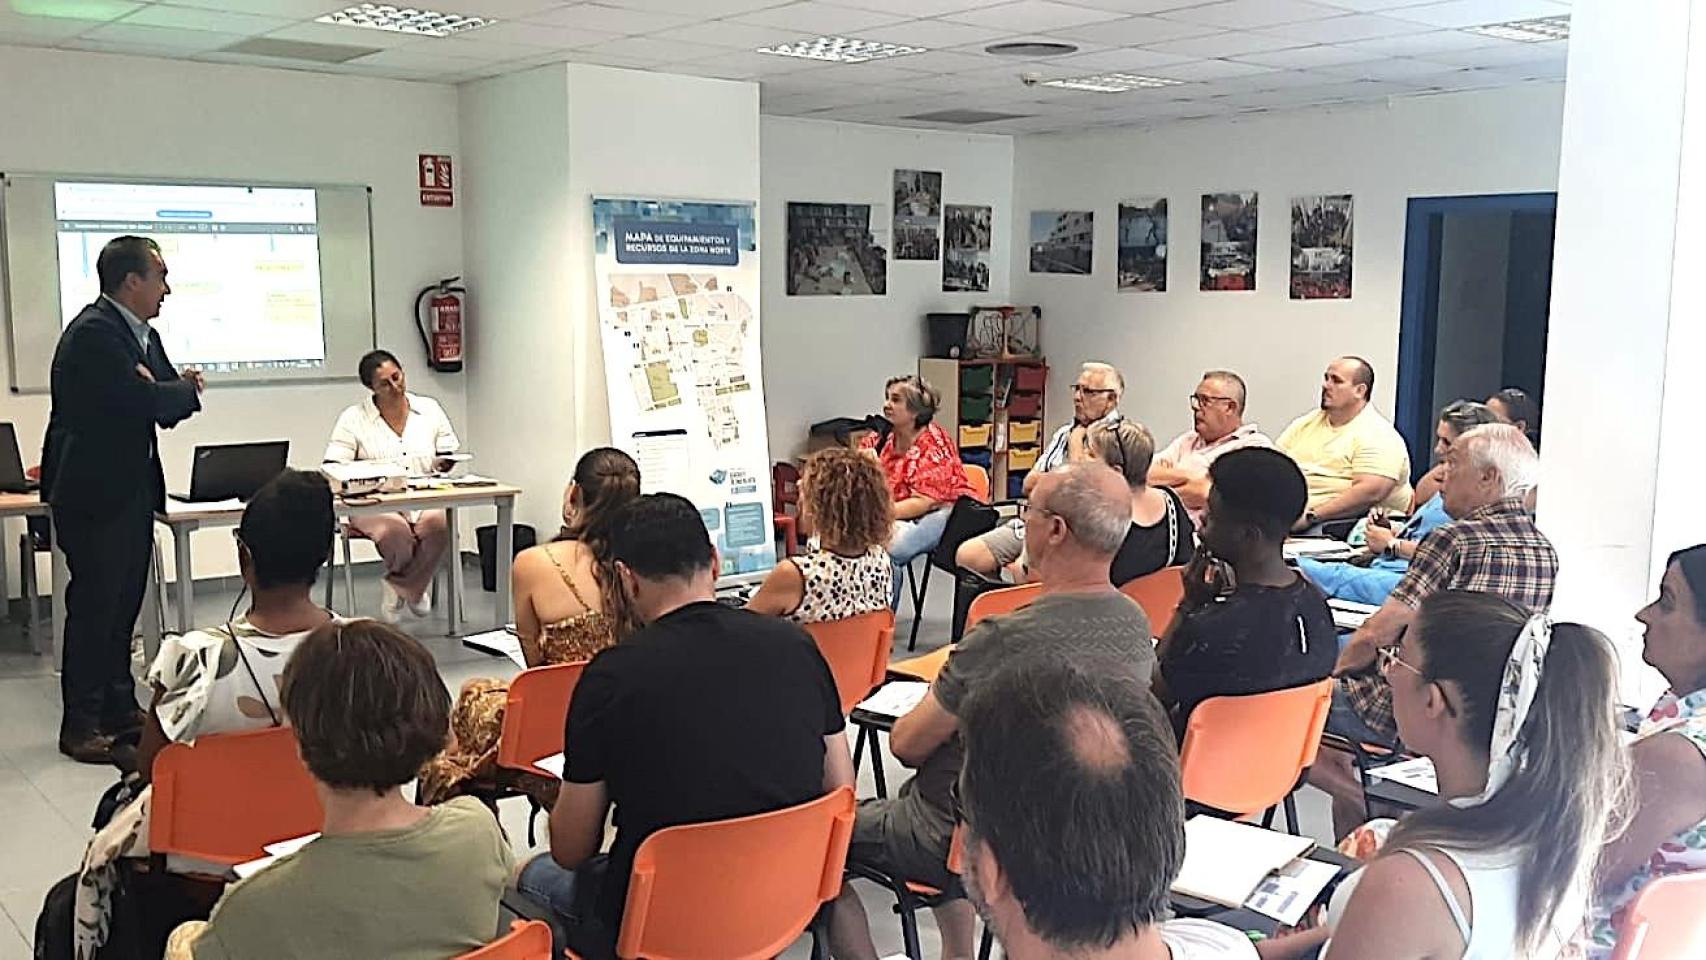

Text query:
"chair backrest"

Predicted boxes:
[[965, 582, 1042, 631], [456, 920, 553, 959], [804, 610, 896, 715], [495, 661, 587, 778], [773, 461, 801, 511], [1119, 565, 1186, 636], [1612, 872, 1706, 960], [1179, 679, 1334, 817], [964, 464, 990, 503], [616, 787, 856, 960], [150, 725, 323, 865]]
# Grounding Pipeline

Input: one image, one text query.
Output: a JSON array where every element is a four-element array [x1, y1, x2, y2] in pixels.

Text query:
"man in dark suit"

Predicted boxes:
[[43, 235, 203, 762]]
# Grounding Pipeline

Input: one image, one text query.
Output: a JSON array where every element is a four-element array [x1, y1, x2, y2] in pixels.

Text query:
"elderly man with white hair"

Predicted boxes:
[[957, 361, 1124, 580], [1311, 423, 1555, 836]]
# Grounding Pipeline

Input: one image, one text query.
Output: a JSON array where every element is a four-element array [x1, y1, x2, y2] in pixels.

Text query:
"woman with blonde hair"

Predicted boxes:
[[747, 447, 893, 622], [418, 447, 640, 805]]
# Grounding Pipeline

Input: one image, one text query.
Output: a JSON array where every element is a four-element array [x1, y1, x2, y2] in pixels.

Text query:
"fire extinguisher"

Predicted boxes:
[[415, 277, 465, 373]]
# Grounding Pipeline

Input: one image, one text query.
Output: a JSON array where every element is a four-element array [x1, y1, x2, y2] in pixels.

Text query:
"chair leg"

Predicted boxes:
[[897, 897, 923, 960], [527, 797, 541, 847], [808, 907, 831, 960], [1285, 793, 1300, 835], [1261, 806, 1276, 830], [18, 533, 36, 647], [323, 542, 336, 610], [853, 724, 869, 774], [871, 730, 889, 799], [342, 531, 356, 615], [906, 562, 931, 652]]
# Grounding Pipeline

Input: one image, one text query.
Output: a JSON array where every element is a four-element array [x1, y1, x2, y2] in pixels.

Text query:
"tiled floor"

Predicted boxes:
[[0, 559, 1337, 957]]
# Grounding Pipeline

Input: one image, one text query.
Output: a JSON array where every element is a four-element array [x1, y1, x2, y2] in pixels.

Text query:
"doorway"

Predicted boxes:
[[1394, 193, 1557, 478]]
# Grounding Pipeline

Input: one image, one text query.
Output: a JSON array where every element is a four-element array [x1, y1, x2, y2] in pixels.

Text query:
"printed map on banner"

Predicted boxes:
[[592, 198, 776, 580]]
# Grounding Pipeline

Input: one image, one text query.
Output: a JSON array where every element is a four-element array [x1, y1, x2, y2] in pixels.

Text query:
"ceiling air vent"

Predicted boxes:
[[219, 38, 383, 63], [903, 109, 1031, 124]]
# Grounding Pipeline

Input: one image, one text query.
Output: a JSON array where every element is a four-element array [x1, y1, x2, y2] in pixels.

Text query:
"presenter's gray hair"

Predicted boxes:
[[1456, 424, 1539, 498], [1080, 362, 1125, 398], [1040, 463, 1130, 555]]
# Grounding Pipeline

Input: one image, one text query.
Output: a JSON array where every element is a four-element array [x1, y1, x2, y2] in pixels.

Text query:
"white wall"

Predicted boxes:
[[760, 118, 1014, 459], [1009, 84, 1566, 449], [460, 64, 760, 539], [0, 46, 464, 583], [1432, 212, 1510, 410]]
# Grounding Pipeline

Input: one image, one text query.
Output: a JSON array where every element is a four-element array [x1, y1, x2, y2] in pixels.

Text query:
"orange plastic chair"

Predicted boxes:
[[1120, 565, 1185, 636], [963, 464, 991, 503], [965, 582, 1041, 630], [495, 661, 587, 780], [457, 920, 554, 959], [889, 644, 953, 684], [1179, 679, 1334, 833], [576, 787, 855, 960], [773, 462, 802, 557], [151, 725, 322, 866], [805, 610, 896, 716], [1611, 872, 1706, 960]]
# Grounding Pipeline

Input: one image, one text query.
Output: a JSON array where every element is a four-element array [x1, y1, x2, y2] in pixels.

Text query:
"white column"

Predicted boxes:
[[1541, 0, 1698, 702]]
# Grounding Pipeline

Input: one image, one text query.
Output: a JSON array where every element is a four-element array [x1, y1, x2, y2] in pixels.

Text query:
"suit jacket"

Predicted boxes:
[[41, 298, 200, 519]]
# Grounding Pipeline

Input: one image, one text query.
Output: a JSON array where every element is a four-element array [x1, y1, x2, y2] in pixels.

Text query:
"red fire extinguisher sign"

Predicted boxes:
[[419, 154, 453, 207]]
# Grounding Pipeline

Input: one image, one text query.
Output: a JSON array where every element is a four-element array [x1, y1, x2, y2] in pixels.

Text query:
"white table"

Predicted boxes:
[[0, 492, 60, 661], [154, 482, 522, 639]]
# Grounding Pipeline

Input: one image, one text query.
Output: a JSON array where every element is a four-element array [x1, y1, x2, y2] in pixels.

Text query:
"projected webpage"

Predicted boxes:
[[55, 182, 327, 373]]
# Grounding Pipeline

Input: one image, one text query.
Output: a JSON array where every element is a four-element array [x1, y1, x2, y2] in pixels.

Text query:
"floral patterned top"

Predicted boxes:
[[1580, 687, 1706, 958], [860, 422, 973, 505]]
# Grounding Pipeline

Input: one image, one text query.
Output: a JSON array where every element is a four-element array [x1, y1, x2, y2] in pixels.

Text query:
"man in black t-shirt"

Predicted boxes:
[[1153, 447, 1337, 738], [514, 494, 853, 959]]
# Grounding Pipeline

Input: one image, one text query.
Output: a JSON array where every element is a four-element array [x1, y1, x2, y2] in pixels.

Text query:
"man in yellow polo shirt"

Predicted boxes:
[[1277, 356, 1412, 531]]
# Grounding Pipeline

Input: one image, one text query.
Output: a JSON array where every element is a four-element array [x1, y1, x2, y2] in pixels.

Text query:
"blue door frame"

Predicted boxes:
[[1395, 192, 1557, 475]]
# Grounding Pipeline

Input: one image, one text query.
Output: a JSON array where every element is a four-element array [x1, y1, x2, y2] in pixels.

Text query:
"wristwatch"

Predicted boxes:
[[1303, 510, 1318, 528]]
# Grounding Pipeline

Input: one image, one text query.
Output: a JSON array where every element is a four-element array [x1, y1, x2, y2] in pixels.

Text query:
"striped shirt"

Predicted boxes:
[[1342, 497, 1557, 739]]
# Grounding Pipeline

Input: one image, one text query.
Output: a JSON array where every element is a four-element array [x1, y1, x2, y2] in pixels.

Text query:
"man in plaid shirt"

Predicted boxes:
[[1309, 423, 1554, 836]]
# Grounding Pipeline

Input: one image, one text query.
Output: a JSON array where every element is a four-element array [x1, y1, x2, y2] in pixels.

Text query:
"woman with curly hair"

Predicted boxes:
[[418, 447, 640, 805], [747, 447, 894, 623]]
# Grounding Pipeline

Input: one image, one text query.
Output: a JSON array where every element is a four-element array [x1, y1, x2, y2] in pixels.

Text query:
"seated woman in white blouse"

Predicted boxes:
[[323, 349, 459, 621]]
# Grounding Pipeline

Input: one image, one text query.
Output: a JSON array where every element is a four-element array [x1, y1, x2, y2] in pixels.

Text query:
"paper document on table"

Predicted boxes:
[[1284, 539, 1354, 559], [1368, 756, 1439, 794], [233, 855, 276, 880], [1172, 817, 1315, 907], [165, 497, 245, 514], [461, 628, 527, 669], [1245, 858, 1341, 926], [1328, 599, 1380, 631], [856, 681, 931, 719], [264, 833, 319, 857], [235, 833, 320, 880], [534, 752, 565, 778]]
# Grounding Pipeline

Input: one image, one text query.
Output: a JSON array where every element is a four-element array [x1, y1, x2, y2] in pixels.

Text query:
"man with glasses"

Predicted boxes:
[[831, 464, 1153, 960], [1148, 370, 1273, 525], [956, 362, 1124, 580]]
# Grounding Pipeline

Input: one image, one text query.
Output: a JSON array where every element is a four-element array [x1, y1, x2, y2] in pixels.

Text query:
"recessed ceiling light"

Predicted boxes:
[[985, 41, 1078, 57], [1463, 15, 1570, 43], [757, 36, 926, 63], [1040, 73, 1185, 93], [315, 4, 494, 38]]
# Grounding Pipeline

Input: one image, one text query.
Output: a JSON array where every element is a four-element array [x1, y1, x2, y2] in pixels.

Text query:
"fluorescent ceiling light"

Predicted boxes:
[[757, 36, 926, 64], [315, 4, 493, 38], [1040, 73, 1185, 93], [1463, 15, 1569, 43]]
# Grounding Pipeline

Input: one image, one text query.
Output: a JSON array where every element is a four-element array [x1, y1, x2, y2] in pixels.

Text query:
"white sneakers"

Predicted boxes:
[[408, 592, 432, 618], [380, 585, 433, 623]]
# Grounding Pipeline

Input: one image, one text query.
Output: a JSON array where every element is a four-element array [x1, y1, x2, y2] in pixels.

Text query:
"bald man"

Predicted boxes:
[[1276, 356, 1412, 531]]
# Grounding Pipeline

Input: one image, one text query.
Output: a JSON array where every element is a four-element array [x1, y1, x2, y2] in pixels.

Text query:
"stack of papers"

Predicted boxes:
[[233, 833, 320, 879], [1284, 539, 1357, 562], [1328, 598, 1380, 631], [533, 752, 566, 778], [461, 628, 528, 669], [1172, 817, 1316, 908], [1367, 756, 1439, 794], [1245, 858, 1342, 926], [855, 681, 931, 720]]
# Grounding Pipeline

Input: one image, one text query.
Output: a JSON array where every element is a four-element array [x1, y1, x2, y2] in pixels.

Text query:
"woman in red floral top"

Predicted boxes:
[[859, 375, 973, 607]]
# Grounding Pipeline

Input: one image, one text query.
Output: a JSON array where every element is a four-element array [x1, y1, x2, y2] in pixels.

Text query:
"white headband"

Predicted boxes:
[[1451, 613, 1552, 809]]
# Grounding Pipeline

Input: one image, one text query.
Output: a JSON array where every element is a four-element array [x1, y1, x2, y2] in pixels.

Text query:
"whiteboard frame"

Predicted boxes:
[[0, 171, 376, 394]]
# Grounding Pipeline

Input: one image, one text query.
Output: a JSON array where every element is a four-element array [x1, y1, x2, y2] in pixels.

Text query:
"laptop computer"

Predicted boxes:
[[169, 441, 289, 503], [0, 423, 35, 494]]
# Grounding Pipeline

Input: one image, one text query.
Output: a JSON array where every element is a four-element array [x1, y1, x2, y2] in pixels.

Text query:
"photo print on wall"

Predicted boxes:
[[1029, 210, 1094, 275], [1290, 194, 1353, 300], [943, 204, 992, 293], [893, 169, 942, 261], [787, 201, 888, 296], [1201, 192, 1258, 291], [1117, 199, 1167, 292]]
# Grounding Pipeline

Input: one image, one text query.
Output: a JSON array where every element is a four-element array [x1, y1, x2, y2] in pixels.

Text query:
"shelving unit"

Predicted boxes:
[[920, 356, 1048, 499]]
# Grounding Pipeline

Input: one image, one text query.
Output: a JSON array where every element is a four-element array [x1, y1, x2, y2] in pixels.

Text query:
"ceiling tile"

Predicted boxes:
[[1330, 29, 1502, 57], [575, 34, 735, 60], [1421, 38, 1565, 67], [825, 0, 1013, 14], [594, 0, 803, 13], [644, 20, 804, 49], [0, 9, 104, 42], [441, 0, 571, 16], [347, 47, 489, 71], [400, 33, 561, 60], [1143, 31, 1304, 58], [1160, 0, 1349, 30], [1049, 15, 1221, 45], [857, 18, 1012, 48], [1316, 56, 1465, 80], [1040, 46, 1197, 71], [878, 49, 1000, 73], [152, 0, 334, 17], [728, 1, 909, 34], [1313, 0, 1440, 9], [76, 22, 249, 52], [1262, 13, 1437, 43], [523, 3, 695, 33], [1232, 43, 1378, 68], [1064, 0, 1217, 13], [942, 1, 1131, 33], [1150, 57, 1279, 80], [562, 48, 666, 68], [118, 4, 294, 35], [1385, 0, 1571, 29], [677, 49, 828, 76], [456, 21, 623, 47], [783, 58, 935, 84]]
